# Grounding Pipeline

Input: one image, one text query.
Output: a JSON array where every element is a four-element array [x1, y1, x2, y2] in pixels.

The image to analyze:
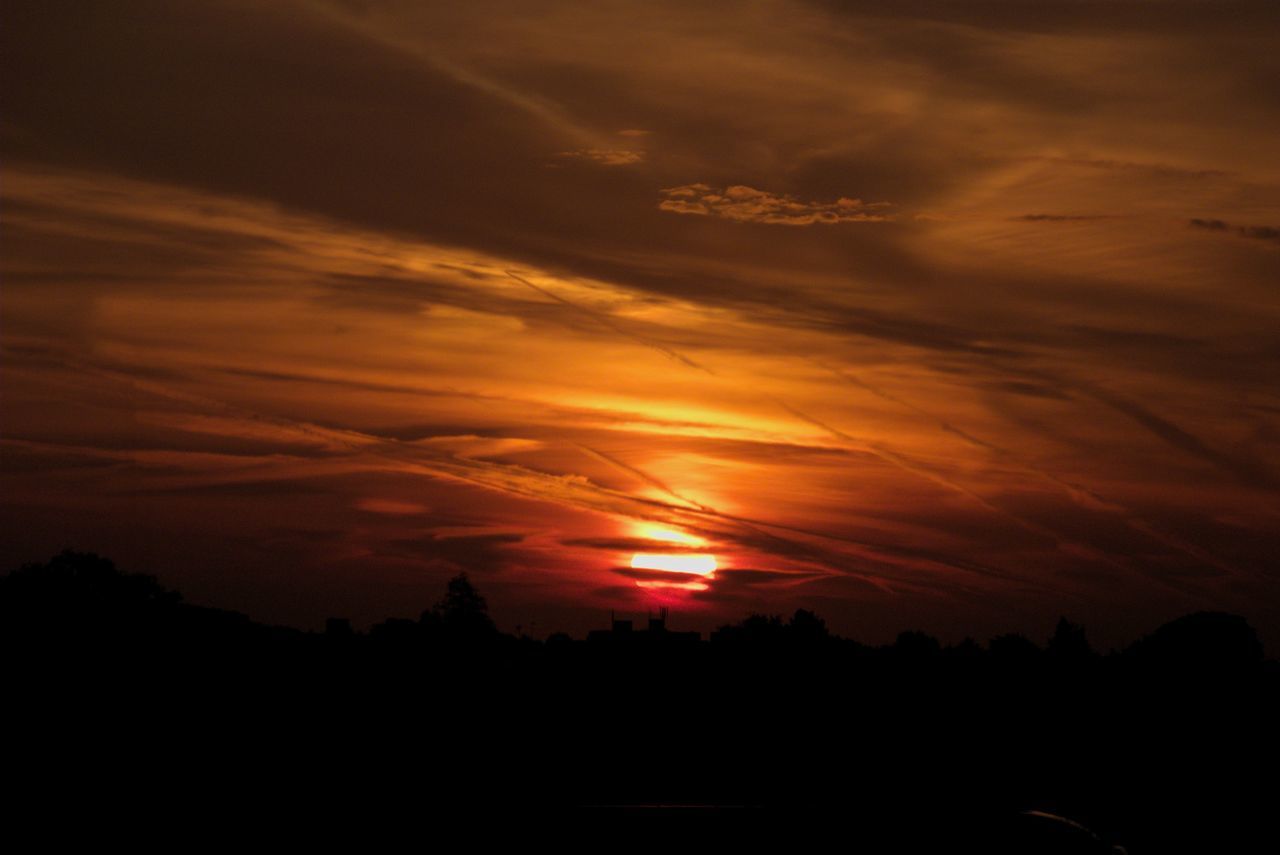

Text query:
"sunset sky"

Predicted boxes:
[[4, 1, 1278, 647]]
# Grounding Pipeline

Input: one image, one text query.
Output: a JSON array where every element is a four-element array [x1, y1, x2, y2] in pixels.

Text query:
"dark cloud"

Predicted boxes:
[[610, 566, 710, 585], [119, 480, 335, 499], [809, 0, 1280, 34], [710, 568, 827, 587], [382, 532, 526, 573], [1014, 214, 1113, 222], [561, 537, 706, 554], [981, 380, 1071, 400], [1190, 218, 1280, 243]]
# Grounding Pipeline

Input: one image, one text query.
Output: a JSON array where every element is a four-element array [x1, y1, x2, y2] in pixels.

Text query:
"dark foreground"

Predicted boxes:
[[4, 552, 1277, 852]]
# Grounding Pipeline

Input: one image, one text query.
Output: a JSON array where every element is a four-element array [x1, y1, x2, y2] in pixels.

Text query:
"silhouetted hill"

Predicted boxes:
[[2, 550, 1276, 853]]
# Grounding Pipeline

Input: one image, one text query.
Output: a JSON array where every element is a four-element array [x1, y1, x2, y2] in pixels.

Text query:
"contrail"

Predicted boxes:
[[780, 402, 1068, 544], [573, 442, 1059, 595], [816, 361, 1243, 580], [303, 2, 603, 148], [777, 400, 1144, 583], [506, 270, 716, 374], [574, 444, 710, 512]]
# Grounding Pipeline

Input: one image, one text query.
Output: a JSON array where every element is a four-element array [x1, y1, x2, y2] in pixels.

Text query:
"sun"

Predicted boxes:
[[625, 525, 719, 590], [630, 553, 717, 575]]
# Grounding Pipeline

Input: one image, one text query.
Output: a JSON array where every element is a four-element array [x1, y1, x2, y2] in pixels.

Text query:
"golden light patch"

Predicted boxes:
[[632, 524, 706, 547], [635, 579, 710, 592]]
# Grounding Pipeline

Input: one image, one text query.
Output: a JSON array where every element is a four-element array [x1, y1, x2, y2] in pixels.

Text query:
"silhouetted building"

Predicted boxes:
[[586, 608, 699, 643]]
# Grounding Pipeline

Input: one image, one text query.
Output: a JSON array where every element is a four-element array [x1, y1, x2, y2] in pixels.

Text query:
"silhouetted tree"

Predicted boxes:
[[1046, 617, 1094, 661], [713, 613, 786, 645], [430, 572, 496, 637], [893, 630, 941, 658], [1124, 611, 1263, 670], [370, 617, 421, 645], [988, 633, 1041, 665], [0, 549, 181, 641], [945, 637, 983, 660], [418, 606, 442, 633], [788, 609, 830, 643], [744, 613, 784, 630], [325, 617, 353, 637]]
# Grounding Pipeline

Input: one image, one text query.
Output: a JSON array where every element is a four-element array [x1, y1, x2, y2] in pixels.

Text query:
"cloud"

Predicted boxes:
[[504, 270, 715, 373], [558, 149, 645, 166], [561, 537, 707, 553], [381, 531, 527, 573], [1013, 213, 1113, 222], [1079, 383, 1279, 491], [659, 184, 892, 226], [413, 435, 545, 459], [356, 498, 431, 515], [709, 568, 826, 588], [1189, 218, 1280, 243], [609, 565, 710, 587]]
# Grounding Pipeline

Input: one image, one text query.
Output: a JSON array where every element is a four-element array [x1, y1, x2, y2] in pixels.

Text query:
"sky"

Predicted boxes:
[[3, 0, 1279, 647]]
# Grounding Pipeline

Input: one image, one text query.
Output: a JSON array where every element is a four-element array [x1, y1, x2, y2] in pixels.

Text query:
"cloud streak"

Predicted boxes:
[[1189, 218, 1280, 244], [660, 184, 892, 226]]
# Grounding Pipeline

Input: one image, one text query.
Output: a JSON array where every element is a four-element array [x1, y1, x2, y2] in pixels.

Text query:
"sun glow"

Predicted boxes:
[[632, 524, 706, 547], [635, 579, 710, 592]]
